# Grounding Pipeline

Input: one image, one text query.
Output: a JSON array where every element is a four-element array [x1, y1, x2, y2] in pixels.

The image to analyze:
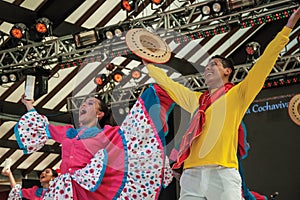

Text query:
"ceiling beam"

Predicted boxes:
[[0, 1, 37, 26], [0, 139, 61, 154], [0, 100, 72, 124]]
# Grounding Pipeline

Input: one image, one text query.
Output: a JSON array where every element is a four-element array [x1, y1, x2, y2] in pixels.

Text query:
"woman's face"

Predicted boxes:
[[39, 168, 54, 184], [78, 97, 102, 127]]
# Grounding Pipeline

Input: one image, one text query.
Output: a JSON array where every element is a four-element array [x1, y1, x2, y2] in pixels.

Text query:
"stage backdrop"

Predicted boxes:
[[243, 83, 300, 199]]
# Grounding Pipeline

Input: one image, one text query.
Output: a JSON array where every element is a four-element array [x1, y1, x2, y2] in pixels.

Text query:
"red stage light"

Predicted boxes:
[[94, 74, 107, 86], [121, 0, 135, 12], [113, 70, 124, 82], [10, 23, 27, 39]]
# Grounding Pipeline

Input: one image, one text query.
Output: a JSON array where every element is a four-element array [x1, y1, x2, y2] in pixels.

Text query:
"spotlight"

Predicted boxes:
[[226, 0, 256, 11], [94, 74, 107, 86], [121, 0, 136, 12], [131, 67, 141, 79], [102, 26, 125, 40], [245, 41, 261, 56], [73, 30, 99, 48], [201, 1, 225, 16], [0, 69, 23, 84], [105, 30, 114, 40], [35, 17, 52, 35], [114, 27, 124, 38], [1, 75, 8, 83], [212, 2, 223, 13], [151, 0, 163, 5], [118, 107, 125, 115], [106, 63, 116, 71], [10, 23, 27, 39], [202, 5, 211, 15], [112, 70, 124, 82]]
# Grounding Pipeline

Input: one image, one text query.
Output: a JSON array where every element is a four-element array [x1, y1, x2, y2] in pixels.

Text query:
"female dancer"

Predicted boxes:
[[2, 167, 58, 200], [14, 84, 174, 199]]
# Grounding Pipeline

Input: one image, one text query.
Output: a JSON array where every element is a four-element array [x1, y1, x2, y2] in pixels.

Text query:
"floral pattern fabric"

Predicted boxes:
[[14, 84, 175, 200]]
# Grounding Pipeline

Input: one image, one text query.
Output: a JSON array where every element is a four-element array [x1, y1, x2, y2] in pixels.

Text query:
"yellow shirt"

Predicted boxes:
[[146, 26, 291, 170]]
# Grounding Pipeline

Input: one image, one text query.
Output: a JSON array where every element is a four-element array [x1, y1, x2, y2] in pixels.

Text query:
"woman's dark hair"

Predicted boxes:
[[51, 169, 58, 178], [211, 55, 235, 81], [96, 96, 117, 127], [40, 168, 58, 178]]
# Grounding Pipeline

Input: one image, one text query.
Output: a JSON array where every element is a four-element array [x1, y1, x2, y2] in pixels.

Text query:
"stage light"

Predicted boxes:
[[201, 1, 225, 16], [112, 70, 124, 82], [10, 23, 27, 39], [119, 107, 125, 115], [0, 69, 23, 84], [212, 2, 222, 13], [73, 30, 99, 48], [1, 75, 8, 83], [226, 0, 256, 11], [202, 5, 211, 15], [121, 0, 136, 12], [240, 9, 295, 29], [35, 17, 52, 35], [245, 42, 261, 56], [114, 27, 124, 38], [106, 63, 116, 71], [131, 67, 141, 79], [152, 0, 162, 5], [105, 30, 114, 40], [174, 25, 230, 44], [94, 74, 107, 86], [9, 74, 17, 82], [101, 26, 126, 40]]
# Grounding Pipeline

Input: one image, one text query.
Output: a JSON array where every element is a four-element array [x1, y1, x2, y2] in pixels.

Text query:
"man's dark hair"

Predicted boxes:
[[211, 55, 235, 81]]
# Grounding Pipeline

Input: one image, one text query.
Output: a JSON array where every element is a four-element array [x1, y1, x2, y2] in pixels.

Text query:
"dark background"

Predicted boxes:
[[242, 82, 300, 199]]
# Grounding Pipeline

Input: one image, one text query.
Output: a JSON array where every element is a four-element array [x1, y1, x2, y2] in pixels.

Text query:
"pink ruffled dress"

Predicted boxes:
[[14, 84, 174, 200]]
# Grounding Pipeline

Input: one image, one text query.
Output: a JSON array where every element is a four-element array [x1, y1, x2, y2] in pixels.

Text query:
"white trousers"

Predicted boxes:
[[179, 166, 242, 200]]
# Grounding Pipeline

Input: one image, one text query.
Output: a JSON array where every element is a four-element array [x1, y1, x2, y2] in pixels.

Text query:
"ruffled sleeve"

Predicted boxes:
[[14, 109, 49, 154], [71, 148, 108, 192], [7, 184, 22, 200], [44, 149, 108, 199]]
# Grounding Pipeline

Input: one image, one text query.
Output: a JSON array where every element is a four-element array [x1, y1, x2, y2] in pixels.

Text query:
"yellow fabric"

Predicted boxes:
[[146, 26, 291, 170]]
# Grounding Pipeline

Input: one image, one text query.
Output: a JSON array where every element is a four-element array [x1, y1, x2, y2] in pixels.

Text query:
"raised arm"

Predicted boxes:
[[286, 6, 300, 29], [146, 64, 201, 114], [21, 94, 34, 111], [1, 168, 17, 188]]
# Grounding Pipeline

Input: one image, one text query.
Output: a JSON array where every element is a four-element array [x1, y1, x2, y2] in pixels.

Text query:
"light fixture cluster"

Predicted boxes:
[[94, 63, 142, 87], [174, 25, 230, 44], [0, 69, 23, 84], [240, 8, 295, 28], [263, 76, 300, 89], [0, 66, 50, 99], [73, 24, 130, 49], [200, 1, 225, 16], [10, 17, 53, 42]]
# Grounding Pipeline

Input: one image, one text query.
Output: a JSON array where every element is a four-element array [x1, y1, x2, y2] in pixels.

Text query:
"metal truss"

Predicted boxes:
[[0, 0, 297, 70], [67, 52, 300, 112]]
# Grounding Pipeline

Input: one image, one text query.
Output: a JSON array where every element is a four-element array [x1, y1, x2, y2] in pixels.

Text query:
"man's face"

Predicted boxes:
[[204, 58, 231, 89]]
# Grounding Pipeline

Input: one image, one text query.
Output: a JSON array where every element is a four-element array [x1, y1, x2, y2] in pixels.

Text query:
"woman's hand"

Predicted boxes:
[[21, 94, 35, 111], [1, 167, 12, 176]]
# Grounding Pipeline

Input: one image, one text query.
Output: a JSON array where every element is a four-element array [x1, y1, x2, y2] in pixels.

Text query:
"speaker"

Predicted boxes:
[[34, 75, 48, 100]]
